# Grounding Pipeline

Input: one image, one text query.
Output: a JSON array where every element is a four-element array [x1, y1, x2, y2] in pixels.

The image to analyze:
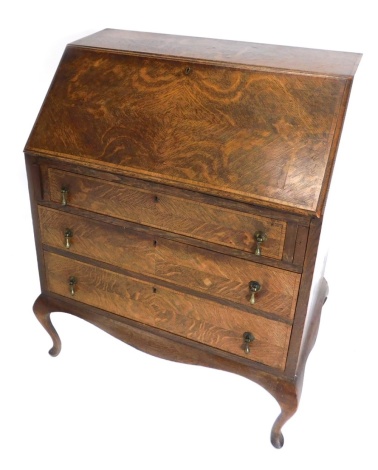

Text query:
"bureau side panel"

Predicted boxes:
[[25, 155, 49, 292], [284, 217, 324, 377]]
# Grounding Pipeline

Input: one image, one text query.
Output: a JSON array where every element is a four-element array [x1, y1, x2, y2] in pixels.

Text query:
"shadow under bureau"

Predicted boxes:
[[24, 29, 361, 448]]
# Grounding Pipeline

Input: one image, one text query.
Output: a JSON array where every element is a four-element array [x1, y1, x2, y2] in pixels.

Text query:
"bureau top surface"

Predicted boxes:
[[71, 29, 361, 77], [25, 29, 361, 217]]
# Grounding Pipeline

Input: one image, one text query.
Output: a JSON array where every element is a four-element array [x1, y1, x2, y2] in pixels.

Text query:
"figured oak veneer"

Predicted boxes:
[[48, 168, 287, 259], [155, 239, 299, 320], [25, 29, 361, 448], [39, 206, 299, 320], [38, 206, 156, 275], [29, 47, 348, 215], [44, 251, 291, 370]]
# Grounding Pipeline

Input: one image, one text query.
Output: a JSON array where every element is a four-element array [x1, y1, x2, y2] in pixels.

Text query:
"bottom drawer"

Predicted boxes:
[[44, 252, 291, 370]]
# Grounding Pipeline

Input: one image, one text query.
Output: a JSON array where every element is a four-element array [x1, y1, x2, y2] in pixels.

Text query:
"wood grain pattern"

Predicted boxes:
[[155, 239, 300, 321], [44, 251, 291, 370], [48, 169, 287, 259], [71, 29, 362, 77], [26, 45, 350, 215], [25, 31, 361, 448], [38, 206, 156, 275], [37, 156, 311, 225], [38, 206, 299, 320]]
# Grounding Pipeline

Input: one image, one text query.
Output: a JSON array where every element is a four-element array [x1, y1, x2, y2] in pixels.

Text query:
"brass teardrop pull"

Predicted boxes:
[[254, 231, 267, 256], [68, 276, 77, 296], [249, 281, 261, 305], [61, 187, 68, 206], [243, 332, 255, 354], [64, 229, 73, 249]]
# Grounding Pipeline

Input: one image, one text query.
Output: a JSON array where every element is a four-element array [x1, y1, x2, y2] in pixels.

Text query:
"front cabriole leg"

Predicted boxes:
[[269, 278, 330, 448], [270, 401, 298, 448], [268, 379, 298, 449], [33, 294, 62, 357]]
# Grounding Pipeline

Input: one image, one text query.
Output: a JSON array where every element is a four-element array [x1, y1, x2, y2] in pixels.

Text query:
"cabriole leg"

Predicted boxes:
[[267, 379, 298, 449], [270, 404, 297, 449], [33, 294, 61, 357]]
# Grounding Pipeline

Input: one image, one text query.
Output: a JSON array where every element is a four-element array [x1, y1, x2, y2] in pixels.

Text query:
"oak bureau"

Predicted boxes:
[[24, 29, 361, 447]]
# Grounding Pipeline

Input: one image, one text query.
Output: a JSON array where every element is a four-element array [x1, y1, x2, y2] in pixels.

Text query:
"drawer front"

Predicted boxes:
[[156, 239, 299, 321], [48, 168, 286, 259], [39, 207, 299, 320], [44, 252, 291, 370], [38, 206, 156, 275]]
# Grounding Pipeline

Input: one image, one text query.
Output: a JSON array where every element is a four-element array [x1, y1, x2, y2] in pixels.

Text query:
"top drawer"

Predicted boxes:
[[48, 168, 287, 260]]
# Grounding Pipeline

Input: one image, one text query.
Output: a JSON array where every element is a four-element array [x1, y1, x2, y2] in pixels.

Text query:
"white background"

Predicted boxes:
[[1, 1, 377, 468]]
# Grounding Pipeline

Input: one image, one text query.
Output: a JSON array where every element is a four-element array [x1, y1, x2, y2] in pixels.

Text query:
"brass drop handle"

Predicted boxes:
[[61, 187, 68, 206], [254, 231, 267, 256], [243, 332, 255, 354], [64, 229, 73, 249], [69, 276, 77, 296], [249, 280, 261, 305]]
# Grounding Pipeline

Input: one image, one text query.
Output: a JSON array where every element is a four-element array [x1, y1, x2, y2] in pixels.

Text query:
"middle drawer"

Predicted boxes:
[[39, 206, 300, 321]]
